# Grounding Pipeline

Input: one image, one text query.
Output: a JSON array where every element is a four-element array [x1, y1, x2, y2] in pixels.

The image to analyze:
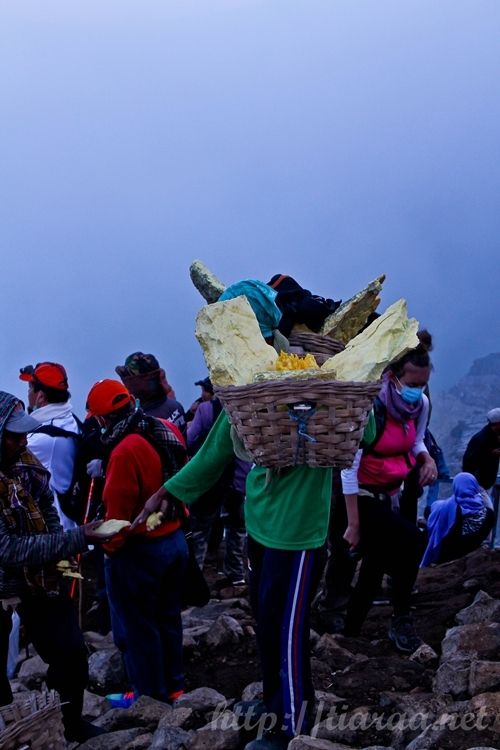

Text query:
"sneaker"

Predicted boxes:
[[167, 689, 184, 704], [388, 615, 423, 654], [106, 690, 138, 708]]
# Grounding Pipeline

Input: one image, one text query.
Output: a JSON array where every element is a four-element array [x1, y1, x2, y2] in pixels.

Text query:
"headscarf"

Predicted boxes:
[[219, 279, 282, 339], [377, 371, 424, 423], [421, 472, 488, 567]]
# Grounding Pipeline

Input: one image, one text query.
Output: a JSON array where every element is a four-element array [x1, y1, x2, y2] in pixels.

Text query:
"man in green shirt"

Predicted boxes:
[[136, 280, 333, 749]]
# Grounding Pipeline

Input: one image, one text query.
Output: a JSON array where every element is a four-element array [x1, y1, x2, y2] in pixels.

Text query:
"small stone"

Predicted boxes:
[[289, 737, 353, 750], [82, 690, 109, 720], [176, 687, 228, 712], [463, 578, 481, 591], [202, 614, 244, 649], [241, 681, 263, 702], [409, 644, 439, 666]]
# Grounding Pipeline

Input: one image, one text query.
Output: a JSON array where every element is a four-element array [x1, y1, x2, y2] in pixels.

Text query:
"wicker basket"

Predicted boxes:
[[288, 332, 345, 365], [0, 691, 66, 750], [216, 378, 381, 468]]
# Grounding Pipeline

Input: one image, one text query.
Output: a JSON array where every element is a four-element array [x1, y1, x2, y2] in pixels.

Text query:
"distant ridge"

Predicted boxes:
[[431, 352, 500, 475]]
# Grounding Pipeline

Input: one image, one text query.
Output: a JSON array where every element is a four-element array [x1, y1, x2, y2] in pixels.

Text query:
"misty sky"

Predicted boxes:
[[1, 1, 499, 415]]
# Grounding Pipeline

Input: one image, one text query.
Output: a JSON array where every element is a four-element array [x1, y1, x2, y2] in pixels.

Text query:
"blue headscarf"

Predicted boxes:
[[421, 472, 486, 567], [219, 280, 282, 339]]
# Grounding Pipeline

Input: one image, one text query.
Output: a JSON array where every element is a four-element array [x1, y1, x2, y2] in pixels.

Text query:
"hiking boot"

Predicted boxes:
[[244, 729, 290, 750], [106, 690, 138, 708], [388, 615, 423, 654]]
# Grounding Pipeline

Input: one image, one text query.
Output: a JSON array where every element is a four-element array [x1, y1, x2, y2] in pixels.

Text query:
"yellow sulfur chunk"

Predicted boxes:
[[275, 352, 319, 371], [146, 512, 164, 532]]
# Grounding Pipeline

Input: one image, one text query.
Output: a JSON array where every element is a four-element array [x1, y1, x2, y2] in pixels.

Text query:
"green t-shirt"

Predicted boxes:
[[165, 412, 332, 551]]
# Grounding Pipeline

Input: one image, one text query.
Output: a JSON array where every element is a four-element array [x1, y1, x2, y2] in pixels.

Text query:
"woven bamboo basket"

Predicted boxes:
[[0, 691, 66, 750], [288, 332, 345, 365], [216, 378, 381, 468]]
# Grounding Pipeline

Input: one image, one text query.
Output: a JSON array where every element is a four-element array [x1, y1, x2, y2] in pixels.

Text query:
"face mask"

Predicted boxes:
[[398, 385, 424, 404]]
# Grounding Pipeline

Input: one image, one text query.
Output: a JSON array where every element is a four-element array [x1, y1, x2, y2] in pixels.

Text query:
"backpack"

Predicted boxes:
[[268, 274, 341, 337], [32, 416, 90, 523]]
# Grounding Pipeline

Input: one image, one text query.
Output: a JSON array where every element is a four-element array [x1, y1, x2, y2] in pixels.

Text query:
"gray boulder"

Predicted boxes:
[[88, 648, 127, 695], [176, 687, 228, 712], [82, 689, 109, 720], [202, 614, 244, 649], [455, 590, 500, 626], [469, 661, 500, 696], [149, 724, 192, 750], [433, 657, 473, 698], [17, 655, 47, 689], [78, 728, 144, 750], [189, 710, 240, 750], [441, 623, 500, 662], [313, 634, 367, 671]]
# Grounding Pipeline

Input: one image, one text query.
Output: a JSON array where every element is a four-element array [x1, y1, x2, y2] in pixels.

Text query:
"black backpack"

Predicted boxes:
[[32, 417, 90, 523], [268, 274, 341, 337]]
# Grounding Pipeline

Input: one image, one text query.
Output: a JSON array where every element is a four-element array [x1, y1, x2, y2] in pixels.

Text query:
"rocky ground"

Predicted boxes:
[[6, 547, 500, 750]]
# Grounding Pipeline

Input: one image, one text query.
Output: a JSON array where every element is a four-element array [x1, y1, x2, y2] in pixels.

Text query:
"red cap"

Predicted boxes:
[[86, 379, 133, 417], [19, 362, 69, 391]]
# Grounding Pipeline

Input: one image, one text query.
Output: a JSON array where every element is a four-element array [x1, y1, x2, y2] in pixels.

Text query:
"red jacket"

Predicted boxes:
[[103, 433, 180, 553]]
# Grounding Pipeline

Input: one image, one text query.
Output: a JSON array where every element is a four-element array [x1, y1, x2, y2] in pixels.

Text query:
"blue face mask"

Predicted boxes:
[[399, 385, 424, 404]]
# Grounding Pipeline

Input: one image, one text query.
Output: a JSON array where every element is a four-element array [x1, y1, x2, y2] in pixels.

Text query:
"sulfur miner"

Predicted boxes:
[[138, 278, 338, 745]]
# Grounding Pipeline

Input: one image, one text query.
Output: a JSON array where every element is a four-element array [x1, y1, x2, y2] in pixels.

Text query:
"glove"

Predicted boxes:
[[86, 459, 103, 478]]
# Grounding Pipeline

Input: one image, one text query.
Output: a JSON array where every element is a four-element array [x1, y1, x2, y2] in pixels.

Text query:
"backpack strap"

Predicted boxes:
[[32, 424, 80, 440], [269, 274, 288, 289]]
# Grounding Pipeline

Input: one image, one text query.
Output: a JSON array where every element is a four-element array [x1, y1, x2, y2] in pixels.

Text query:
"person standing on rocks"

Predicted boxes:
[[341, 342, 437, 653], [85, 379, 188, 707], [115, 351, 187, 438], [187, 376, 250, 588], [462, 408, 500, 547], [18, 362, 81, 531], [135, 280, 330, 750], [0, 390, 105, 743]]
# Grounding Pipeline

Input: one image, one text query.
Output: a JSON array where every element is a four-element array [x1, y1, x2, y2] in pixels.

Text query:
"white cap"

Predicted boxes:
[[487, 407, 500, 424]]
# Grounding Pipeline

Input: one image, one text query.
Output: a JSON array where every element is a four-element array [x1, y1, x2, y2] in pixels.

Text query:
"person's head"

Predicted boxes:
[[86, 379, 134, 430], [452, 472, 481, 499], [19, 362, 70, 410], [487, 407, 500, 436], [194, 377, 214, 402], [115, 352, 174, 403], [0, 392, 39, 467], [386, 334, 433, 405], [219, 279, 282, 343]]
